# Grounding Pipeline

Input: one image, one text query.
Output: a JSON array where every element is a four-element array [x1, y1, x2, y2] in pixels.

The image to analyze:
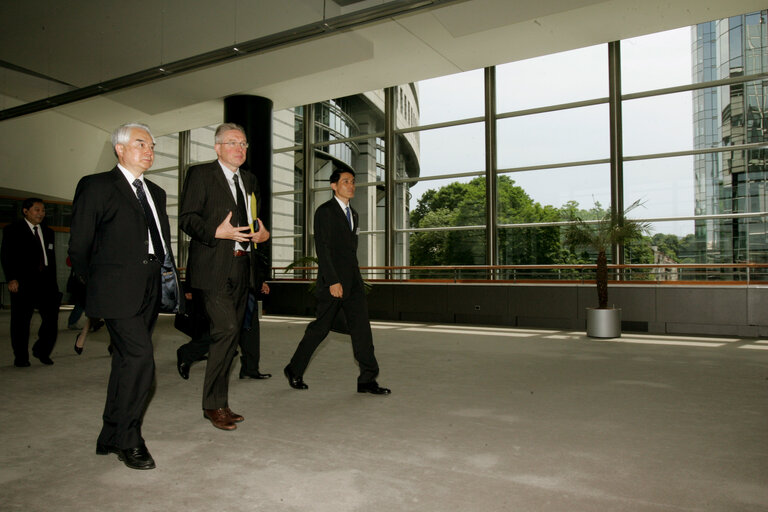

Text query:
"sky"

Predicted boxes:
[[410, 27, 697, 236]]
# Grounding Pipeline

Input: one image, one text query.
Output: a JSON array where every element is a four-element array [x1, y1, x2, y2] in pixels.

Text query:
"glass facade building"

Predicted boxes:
[[692, 11, 768, 263]]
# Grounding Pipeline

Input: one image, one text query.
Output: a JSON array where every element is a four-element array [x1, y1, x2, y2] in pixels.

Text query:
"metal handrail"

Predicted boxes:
[[273, 263, 768, 285]]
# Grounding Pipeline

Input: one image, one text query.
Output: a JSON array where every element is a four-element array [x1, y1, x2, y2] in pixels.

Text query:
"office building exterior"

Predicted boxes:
[[692, 10, 768, 263]]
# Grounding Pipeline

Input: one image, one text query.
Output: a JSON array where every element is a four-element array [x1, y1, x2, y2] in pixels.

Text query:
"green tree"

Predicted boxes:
[[409, 176, 562, 265]]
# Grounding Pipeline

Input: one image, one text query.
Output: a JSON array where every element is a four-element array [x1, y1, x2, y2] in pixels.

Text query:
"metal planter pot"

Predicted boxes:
[[586, 307, 621, 338]]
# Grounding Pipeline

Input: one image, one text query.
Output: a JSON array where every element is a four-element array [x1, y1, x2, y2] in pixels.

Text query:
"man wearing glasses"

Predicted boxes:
[[180, 123, 270, 431]]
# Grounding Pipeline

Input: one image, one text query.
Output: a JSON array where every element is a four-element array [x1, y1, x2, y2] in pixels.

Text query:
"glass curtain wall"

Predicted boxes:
[[272, 91, 399, 279], [388, 9, 767, 274], [165, 8, 767, 278]]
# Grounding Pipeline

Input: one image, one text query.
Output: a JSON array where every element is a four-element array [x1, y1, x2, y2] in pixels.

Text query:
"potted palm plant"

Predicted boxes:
[[564, 200, 650, 338]]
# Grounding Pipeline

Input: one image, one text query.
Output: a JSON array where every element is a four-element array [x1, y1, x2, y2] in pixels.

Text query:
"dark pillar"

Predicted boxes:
[[177, 130, 191, 269], [384, 87, 396, 275], [607, 41, 624, 266], [224, 95, 273, 274], [224, 95, 273, 232], [302, 103, 315, 263], [484, 66, 498, 273]]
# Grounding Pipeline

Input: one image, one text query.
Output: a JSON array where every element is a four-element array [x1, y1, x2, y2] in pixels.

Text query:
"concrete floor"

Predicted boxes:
[[1, 309, 767, 512]]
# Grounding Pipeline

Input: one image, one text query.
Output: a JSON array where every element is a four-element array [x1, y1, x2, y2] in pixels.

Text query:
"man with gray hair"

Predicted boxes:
[[70, 122, 182, 470], [180, 123, 270, 431]]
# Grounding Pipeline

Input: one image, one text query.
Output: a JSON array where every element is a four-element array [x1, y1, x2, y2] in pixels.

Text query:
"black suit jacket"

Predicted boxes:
[[179, 161, 264, 290], [69, 166, 180, 318], [313, 197, 362, 296], [1, 219, 59, 296]]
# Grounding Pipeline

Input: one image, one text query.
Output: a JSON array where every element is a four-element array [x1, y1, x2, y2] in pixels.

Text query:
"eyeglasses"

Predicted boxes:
[[221, 141, 249, 149]]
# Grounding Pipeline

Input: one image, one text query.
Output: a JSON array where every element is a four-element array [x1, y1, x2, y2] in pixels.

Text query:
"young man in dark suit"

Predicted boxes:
[[1, 198, 61, 367], [179, 123, 270, 431], [284, 169, 390, 395], [69, 122, 182, 470]]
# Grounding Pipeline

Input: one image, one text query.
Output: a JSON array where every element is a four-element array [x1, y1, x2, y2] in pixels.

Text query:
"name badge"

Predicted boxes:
[[48, 243, 54, 250], [355, 228, 360, 235]]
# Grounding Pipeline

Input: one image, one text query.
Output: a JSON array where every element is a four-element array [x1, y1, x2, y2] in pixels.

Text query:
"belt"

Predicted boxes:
[[233, 250, 248, 257]]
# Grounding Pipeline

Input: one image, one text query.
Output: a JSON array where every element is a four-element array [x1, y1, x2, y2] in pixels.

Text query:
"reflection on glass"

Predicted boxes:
[[408, 229, 486, 267], [407, 176, 486, 224], [497, 105, 609, 168], [496, 44, 607, 113], [498, 226, 562, 266], [693, 148, 768, 263]]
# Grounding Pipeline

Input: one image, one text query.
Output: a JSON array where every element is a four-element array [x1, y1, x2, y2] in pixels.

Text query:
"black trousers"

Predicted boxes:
[[9, 283, 60, 364], [99, 262, 161, 450], [177, 290, 262, 373], [239, 291, 262, 375], [288, 282, 379, 383], [176, 291, 213, 365], [199, 256, 249, 410]]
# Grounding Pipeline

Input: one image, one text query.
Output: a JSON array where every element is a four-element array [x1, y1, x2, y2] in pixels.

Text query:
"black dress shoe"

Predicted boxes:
[[96, 442, 119, 456], [357, 381, 391, 395], [74, 334, 84, 355], [117, 445, 156, 470], [177, 349, 190, 380], [284, 365, 308, 389], [240, 370, 272, 379], [33, 353, 54, 365], [14, 360, 31, 368]]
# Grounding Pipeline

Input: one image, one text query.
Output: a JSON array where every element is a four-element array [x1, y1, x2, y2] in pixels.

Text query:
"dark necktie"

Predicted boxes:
[[133, 179, 165, 263], [33, 226, 45, 270], [345, 206, 353, 231], [233, 173, 249, 251]]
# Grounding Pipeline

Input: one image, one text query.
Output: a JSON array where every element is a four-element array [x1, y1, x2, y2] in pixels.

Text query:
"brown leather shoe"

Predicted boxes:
[[224, 407, 244, 423], [203, 408, 237, 430]]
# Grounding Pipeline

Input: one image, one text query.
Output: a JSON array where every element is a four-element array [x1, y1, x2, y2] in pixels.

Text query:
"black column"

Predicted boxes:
[[607, 42, 624, 266], [224, 95, 273, 279], [224, 95, 273, 233]]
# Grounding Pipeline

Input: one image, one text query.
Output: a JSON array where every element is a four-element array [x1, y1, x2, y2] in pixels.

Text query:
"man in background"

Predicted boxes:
[[1, 198, 61, 367]]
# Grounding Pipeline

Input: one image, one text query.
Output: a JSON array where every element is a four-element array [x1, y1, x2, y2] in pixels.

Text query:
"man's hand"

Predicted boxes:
[[261, 282, 270, 295], [215, 212, 252, 242], [7, 280, 19, 293], [250, 219, 270, 244], [329, 283, 343, 298]]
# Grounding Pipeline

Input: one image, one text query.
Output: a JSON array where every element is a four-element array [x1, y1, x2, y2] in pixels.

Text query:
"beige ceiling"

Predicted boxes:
[[0, 0, 764, 137]]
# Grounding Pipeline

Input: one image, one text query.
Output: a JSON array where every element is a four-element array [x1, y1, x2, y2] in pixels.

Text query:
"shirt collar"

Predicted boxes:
[[334, 196, 350, 211], [24, 218, 39, 231], [118, 164, 143, 186], [218, 160, 239, 180]]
